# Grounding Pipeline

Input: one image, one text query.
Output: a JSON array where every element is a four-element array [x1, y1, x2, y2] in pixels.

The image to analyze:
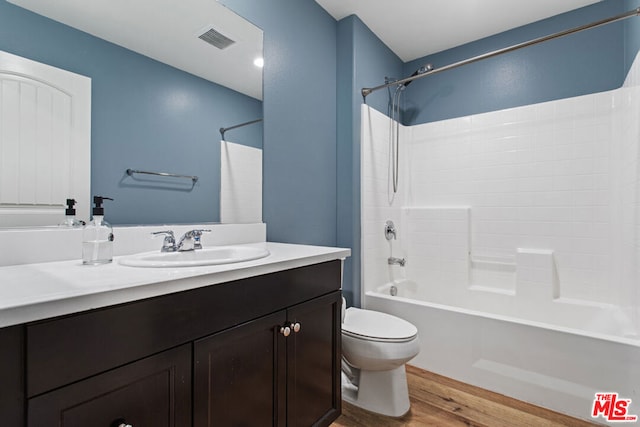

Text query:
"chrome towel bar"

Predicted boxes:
[[126, 168, 198, 183]]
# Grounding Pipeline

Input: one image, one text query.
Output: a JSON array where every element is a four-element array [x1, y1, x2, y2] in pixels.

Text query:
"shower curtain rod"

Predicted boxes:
[[219, 118, 263, 140], [361, 7, 640, 100]]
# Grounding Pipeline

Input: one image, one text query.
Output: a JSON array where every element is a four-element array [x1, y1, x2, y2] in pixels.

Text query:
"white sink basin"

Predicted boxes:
[[119, 245, 270, 268]]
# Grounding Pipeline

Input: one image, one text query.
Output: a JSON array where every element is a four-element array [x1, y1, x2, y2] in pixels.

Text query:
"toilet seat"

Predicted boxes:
[[342, 307, 417, 343]]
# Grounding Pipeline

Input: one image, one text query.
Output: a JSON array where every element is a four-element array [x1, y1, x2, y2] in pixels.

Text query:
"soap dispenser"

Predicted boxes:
[[59, 198, 85, 228], [82, 196, 114, 265]]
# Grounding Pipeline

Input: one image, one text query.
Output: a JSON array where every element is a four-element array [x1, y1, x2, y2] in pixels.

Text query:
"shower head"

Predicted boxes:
[[417, 63, 434, 74], [403, 63, 434, 87]]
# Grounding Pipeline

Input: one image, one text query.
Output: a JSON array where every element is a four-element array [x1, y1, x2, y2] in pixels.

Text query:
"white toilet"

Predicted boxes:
[[341, 304, 420, 417]]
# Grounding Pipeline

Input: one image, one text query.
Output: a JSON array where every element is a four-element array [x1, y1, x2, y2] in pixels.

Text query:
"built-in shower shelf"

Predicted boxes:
[[468, 285, 516, 296], [471, 256, 516, 273], [470, 255, 517, 294]]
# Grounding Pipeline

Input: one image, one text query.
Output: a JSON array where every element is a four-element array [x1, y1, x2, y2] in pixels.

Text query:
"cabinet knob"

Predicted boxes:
[[291, 322, 301, 333], [280, 326, 291, 337], [110, 419, 132, 427]]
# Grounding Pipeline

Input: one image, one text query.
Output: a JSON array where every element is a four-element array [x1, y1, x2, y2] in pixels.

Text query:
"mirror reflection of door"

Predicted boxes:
[[0, 51, 90, 227], [2, 0, 263, 226]]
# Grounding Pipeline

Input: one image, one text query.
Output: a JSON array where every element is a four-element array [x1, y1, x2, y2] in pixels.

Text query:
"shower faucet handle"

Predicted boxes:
[[388, 257, 406, 267], [385, 220, 397, 240]]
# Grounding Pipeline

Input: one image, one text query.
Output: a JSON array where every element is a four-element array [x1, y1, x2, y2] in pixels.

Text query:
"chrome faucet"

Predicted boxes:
[[388, 257, 406, 267], [152, 229, 211, 252], [176, 229, 211, 251], [152, 230, 177, 252]]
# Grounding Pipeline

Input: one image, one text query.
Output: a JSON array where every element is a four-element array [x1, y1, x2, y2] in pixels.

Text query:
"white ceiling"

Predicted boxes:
[[315, 0, 603, 62], [8, 0, 263, 100], [7, 0, 605, 97]]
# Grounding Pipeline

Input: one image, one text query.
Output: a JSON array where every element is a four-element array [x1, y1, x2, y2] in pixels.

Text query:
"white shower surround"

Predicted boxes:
[[360, 54, 640, 422], [362, 66, 640, 334]]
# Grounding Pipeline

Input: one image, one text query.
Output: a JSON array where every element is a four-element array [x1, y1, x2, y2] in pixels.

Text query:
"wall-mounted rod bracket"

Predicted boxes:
[[220, 118, 263, 140]]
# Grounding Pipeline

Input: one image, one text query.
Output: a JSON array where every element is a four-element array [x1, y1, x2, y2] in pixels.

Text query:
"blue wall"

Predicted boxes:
[[0, 0, 262, 225], [402, 1, 628, 124], [220, 0, 338, 246], [626, 0, 640, 70], [5, 0, 638, 305], [336, 15, 402, 306], [137, 0, 638, 305]]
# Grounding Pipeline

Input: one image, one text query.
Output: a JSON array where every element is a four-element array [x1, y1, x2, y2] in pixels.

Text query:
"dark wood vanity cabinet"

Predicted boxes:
[[28, 344, 192, 427], [195, 311, 288, 426], [194, 291, 341, 427], [0, 260, 342, 427], [286, 293, 342, 427]]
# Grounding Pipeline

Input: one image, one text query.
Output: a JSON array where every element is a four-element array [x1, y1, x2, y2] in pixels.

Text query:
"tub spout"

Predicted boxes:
[[388, 257, 406, 267]]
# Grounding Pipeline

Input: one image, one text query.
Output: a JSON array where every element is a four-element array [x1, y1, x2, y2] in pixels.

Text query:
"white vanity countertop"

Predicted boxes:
[[0, 242, 350, 328]]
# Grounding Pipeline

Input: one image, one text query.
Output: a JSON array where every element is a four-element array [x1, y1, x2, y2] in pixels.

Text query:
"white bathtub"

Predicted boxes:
[[365, 283, 640, 424]]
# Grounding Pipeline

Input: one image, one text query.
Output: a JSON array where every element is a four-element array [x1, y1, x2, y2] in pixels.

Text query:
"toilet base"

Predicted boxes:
[[341, 365, 410, 417]]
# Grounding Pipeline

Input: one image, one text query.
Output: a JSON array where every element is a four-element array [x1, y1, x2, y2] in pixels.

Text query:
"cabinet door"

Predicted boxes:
[[194, 311, 287, 427], [27, 344, 191, 427], [0, 326, 24, 427], [287, 291, 342, 427]]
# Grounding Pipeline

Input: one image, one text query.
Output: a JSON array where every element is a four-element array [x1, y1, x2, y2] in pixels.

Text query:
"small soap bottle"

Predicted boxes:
[[59, 198, 85, 228], [82, 196, 114, 265]]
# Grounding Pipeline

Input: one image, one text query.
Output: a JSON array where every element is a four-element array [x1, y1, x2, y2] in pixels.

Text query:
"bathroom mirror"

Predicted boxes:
[[1, 0, 263, 226]]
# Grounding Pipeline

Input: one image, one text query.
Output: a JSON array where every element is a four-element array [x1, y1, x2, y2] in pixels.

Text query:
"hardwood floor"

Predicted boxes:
[[332, 365, 601, 427]]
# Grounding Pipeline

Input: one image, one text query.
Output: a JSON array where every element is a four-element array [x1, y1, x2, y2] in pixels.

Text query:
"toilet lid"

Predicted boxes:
[[342, 308, 417, 342]]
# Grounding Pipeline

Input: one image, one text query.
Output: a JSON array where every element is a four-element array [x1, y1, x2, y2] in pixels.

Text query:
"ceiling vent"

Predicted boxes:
[[198, 27, 236, 50]]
